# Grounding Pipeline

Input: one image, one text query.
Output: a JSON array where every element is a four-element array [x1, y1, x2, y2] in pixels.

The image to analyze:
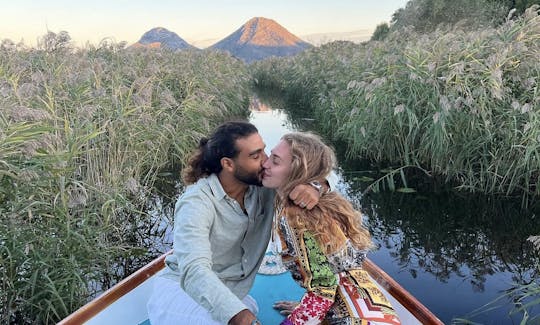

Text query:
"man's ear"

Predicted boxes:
[[221, 157, 234, 172]]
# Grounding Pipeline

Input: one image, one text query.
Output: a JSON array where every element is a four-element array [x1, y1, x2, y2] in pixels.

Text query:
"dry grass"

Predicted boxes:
[[0, 36, 250, 323], [252, 6, 540, 201]]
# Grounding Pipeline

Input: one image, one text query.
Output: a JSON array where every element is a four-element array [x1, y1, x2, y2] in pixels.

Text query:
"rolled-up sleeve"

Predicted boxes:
[[173, 195, 246, 323], [327, 171, 339, 192]]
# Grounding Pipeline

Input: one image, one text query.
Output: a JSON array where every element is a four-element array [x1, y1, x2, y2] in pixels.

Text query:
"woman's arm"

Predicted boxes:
[[280, 233, 338, 325]]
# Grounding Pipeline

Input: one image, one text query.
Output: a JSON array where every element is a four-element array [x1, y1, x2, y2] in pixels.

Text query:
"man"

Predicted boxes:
[[147, 121, 329, 324]]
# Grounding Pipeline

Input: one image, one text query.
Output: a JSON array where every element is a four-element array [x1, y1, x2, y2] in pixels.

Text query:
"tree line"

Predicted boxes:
[[372, 0, 540, 40]]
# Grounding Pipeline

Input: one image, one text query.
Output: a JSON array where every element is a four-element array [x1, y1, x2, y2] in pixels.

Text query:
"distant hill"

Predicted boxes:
[[301, 29, 372, 45], [210, 17, 312, 63], [131, 27, 196, 50]]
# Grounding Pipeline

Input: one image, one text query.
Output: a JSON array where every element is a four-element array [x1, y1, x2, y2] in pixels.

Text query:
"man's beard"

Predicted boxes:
[[234, 166, 263, 186]]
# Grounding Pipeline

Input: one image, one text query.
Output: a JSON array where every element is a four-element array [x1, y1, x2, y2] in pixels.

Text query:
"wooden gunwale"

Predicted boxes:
[[59, 250, 443, 325], [58, 250, 172, 325], [363, 259, 444, 325]]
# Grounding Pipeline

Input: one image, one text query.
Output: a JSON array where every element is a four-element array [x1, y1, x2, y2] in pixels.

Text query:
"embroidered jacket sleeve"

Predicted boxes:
[[281, 232, 339, 325]]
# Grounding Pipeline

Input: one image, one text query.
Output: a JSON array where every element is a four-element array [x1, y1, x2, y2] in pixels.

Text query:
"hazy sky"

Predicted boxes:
[[1, 0, 409, 47]]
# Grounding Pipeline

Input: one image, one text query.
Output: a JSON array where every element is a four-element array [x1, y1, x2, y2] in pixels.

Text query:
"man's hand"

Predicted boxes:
[[289, 184, 319, 210], [228, 309, 257, 325]]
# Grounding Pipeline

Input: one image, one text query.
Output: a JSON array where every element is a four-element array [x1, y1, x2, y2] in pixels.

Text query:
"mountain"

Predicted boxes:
[[131, 27, 196, 50], [210, 17, 312, 63]]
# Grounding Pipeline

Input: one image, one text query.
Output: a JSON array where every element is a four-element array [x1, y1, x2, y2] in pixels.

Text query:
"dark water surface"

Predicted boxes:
[[250, 98, 540, 324]]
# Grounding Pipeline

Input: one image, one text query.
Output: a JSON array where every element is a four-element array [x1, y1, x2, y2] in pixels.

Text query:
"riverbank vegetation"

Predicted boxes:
[[0, 34, 250, 323], [252, 6, 540, 202]]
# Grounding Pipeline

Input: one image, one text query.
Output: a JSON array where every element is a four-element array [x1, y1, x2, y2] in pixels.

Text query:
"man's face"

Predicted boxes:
[[232, 133, 267, 186]]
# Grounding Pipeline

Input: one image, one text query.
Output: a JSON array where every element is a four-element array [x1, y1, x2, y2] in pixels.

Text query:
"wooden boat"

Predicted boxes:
[[59, 250, 443, 325]]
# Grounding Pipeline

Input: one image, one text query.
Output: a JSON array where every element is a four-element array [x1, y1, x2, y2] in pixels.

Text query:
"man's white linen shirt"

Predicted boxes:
[[163, 173, 275, 324]]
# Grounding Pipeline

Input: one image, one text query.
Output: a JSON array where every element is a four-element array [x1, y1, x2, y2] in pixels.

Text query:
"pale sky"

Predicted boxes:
[[0, 0, 409, 48]]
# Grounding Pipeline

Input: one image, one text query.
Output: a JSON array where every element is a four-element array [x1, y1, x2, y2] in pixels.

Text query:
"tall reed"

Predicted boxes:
[[0, 37, 250, 323], [252, 6, 540, 201]]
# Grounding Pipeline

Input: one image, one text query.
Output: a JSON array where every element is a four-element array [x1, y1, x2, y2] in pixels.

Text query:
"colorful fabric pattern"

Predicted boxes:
[[276, 216, 401, 325]]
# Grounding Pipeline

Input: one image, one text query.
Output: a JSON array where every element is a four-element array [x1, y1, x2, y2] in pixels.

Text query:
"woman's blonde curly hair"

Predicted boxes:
[[278, 132, 373, 254]]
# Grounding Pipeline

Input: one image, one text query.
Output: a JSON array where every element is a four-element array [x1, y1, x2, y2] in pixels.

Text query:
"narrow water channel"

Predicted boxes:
[[250, 96, 540, 324]]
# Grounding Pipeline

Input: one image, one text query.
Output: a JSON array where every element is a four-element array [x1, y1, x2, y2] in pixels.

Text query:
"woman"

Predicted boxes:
[[262, 132, 401, 325]]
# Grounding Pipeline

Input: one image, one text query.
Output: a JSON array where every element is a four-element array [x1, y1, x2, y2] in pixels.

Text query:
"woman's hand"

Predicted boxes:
[[273, 300, 299, 315]]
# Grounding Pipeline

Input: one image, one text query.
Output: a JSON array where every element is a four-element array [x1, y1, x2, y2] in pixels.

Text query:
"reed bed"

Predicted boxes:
[[252, 7, 540, 201], [0, 37, 250, 323]]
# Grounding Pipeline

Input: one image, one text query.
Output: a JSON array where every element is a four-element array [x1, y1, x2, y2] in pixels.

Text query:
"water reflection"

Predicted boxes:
[[252, 91, 540, 323], [355, 187, 540, 323], [249, 96, 272, 112]]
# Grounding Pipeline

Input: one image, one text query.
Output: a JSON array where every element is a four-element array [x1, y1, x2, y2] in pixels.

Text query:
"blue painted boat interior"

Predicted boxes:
[[249, 272, 305, 324]]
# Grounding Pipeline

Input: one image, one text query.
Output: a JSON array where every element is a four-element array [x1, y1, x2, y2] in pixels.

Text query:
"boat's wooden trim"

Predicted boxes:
[[59, 250, 442, 325], [363, 258, 444, 325], [58, 250, 172, 325]]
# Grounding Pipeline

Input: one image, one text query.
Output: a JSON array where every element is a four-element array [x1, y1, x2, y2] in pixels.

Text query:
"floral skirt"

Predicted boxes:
[[283, 269, 401, 325]]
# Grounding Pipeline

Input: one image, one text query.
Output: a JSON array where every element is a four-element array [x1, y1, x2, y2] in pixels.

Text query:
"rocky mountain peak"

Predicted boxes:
[[210, 17, 311, 62], [133, 27, 195, 50]]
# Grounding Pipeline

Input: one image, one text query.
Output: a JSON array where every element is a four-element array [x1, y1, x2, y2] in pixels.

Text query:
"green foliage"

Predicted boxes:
[[371, 23, 391, 41], [37, 30, 73, 52], [507, 0, 540, 14], [0, 36, 250, 323], [451, 280, 540, 324], [251, 7, 540, 201], [361, 165, 428, 194], [391, 0, 511, 32]]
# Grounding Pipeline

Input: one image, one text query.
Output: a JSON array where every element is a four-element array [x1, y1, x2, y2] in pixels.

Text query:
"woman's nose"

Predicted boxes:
[[262, 157, 270, 168]]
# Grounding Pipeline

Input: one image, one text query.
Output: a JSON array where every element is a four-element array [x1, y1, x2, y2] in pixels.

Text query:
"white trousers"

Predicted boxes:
[[147, 276, 258, 325]]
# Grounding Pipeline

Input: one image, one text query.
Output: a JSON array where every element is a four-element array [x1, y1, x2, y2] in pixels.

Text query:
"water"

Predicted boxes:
[[250, 98, 540, 324], [250, 104, 295, 150]]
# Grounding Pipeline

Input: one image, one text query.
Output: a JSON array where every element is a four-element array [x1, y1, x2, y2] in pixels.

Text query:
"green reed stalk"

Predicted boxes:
[[1, 39, 250, 323], [252, 6, 540, 201]]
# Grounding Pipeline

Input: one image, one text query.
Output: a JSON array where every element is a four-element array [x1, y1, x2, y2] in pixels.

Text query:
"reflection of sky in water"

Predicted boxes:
[[250, 108, 350, 194], [250, 110, 296, 153]]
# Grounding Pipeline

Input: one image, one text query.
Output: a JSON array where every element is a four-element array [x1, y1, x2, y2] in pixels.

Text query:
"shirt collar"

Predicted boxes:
[[207, 173, 256, 201], [208, 173, 228, 200]]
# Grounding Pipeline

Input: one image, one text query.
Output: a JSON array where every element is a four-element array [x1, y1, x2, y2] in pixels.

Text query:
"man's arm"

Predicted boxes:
[[228, 309, 258, 325], [172, 195, 247, 324]]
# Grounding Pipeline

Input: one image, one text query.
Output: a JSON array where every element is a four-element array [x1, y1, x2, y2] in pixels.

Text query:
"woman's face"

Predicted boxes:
[[262, 139, 292, 190]]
